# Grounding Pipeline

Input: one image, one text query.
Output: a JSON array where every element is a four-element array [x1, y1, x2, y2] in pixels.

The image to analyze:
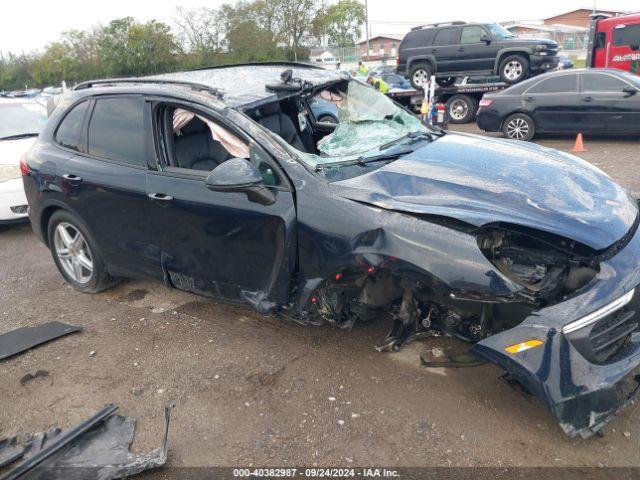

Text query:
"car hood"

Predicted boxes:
[[0, 137, 37, 166], [330, 133, 638, 250]]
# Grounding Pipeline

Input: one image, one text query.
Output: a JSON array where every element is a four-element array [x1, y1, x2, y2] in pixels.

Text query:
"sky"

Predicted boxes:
[[1, 0, 638, 54]]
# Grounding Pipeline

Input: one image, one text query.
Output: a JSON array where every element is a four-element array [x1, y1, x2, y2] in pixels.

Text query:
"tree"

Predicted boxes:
[[97, 17, 177, 77], [319, 0, 366, 47], [275, 0, 325, 60], [173, 6, 222, 66]]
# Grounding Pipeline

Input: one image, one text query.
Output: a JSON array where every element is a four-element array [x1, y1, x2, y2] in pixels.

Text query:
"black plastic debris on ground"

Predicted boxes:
[[0, 322, 81, 361], [0, 401, 176, 480]]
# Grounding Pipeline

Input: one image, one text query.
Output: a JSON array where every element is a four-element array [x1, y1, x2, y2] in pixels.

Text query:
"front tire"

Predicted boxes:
[[409, 62, 432, 89], [502, 113, 535, 141], [48, 210, 118, 293], [499, 54, 529, 84]]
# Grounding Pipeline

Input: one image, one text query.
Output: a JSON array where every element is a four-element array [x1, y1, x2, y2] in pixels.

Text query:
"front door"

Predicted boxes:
[[146, 102, 297, 311], [581, 71, 640, 133], [457, 25, 497, 71]]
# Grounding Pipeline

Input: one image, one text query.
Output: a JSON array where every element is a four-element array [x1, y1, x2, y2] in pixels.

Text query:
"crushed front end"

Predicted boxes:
[[472, 214, 640, 438]]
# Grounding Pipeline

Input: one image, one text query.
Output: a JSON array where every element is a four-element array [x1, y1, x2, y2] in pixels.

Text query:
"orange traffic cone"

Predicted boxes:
[[571, 132, 587, 153]]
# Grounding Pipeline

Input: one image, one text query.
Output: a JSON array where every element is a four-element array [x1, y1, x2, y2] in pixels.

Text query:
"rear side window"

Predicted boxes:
[[583, 73, 627, 92], [56, 101, 90, 152], [433, 27, 459, 46], [528, 74, 578, 94], [88, 97, 146, 166], [613, 24, 640, 47], [402, 29, 435, 48], [461, 26, 486, 44]]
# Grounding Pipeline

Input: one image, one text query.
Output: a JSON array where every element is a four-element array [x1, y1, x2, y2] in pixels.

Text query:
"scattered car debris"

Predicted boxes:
[[420, 347, 486, 368], [0, 322, 81, 361], [0, 401, 176, 480], [19, 370, 49, 386]]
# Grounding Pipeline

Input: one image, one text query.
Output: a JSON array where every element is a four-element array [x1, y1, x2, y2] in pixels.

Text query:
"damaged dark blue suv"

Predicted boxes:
[[22, 63, 640, 438]]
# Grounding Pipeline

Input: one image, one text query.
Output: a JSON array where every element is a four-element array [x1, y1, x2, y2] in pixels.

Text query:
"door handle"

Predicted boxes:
[[583, 96, 593, 102], [524, 96, 534, 102], [148, 193, 174, 203], [62, 174, 83, 186], [458, 47, 464, 52]]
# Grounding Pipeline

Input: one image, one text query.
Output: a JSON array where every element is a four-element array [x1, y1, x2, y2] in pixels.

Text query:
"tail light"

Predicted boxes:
[[19, 154, 32, 175], [479, 99, 493, 107]]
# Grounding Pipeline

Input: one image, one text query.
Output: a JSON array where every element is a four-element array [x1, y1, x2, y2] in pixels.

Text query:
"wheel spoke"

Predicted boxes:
[[57, 225, 74, 247], [57, 248, 71, 259], [76, 252, 93, 272], [72, 258, 83, 280]]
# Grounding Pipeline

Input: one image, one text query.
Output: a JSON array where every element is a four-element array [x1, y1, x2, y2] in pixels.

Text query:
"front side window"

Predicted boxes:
[[595, 32, 607, 49], [528, 74, 577, 94], [55, 100, 89, 152], [613, 24, 640, 48], [486, 23, 515, 40], [87, 97, 146, 166], [583, 73, 627, 92], [433, 27, 459, 46], [461, 26, 487, 44], [0, 101, 47, 141]]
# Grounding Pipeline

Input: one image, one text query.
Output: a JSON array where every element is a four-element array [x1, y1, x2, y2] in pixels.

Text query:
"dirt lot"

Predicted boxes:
[[1, 125, 640, 473]]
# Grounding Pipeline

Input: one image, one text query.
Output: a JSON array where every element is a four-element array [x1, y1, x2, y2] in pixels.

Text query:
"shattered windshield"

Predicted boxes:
[[295, 80, 432, 169]]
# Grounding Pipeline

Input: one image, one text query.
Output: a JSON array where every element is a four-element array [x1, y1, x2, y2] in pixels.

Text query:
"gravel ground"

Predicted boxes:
[[1, 125, 639, 473]]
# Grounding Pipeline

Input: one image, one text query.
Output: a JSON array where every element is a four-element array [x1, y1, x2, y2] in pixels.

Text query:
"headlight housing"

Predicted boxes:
[[477, 226, 600, 306], [535, 44, 548, 51], [0, 165, 21, 183]]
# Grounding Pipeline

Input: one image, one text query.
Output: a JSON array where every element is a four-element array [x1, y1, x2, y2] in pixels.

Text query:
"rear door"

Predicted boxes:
[[581, 71, 640, 133], [58, 95, 163, 280], [146, 101, 297, 310], [431, 27, 461, 73], [523, 73, 581, 132], [458, 25, 497, 71]]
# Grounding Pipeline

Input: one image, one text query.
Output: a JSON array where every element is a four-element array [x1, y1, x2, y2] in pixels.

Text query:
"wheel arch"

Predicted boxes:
[[39, 200, 81, 247], [408, 55, 437, 74]]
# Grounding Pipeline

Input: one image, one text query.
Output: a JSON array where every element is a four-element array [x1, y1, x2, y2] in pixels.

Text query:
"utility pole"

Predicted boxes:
[[365, 0, 370, 59]]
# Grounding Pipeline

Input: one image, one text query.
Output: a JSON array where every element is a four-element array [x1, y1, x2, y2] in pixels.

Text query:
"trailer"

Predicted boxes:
[[386, 78, 509, 124]]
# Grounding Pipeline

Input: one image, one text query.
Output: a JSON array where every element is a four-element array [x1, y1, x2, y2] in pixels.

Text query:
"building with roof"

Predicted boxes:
[[356, 34, 405, 61]]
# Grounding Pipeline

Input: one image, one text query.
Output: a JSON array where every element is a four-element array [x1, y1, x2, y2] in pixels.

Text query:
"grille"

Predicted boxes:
[[589, 308, 638, 363]]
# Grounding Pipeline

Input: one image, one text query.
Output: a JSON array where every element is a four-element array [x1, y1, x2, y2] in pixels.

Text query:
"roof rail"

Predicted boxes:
[[411, 21, 466, 31], [189, 61, 325, 72], [73, 78, 224, 99]]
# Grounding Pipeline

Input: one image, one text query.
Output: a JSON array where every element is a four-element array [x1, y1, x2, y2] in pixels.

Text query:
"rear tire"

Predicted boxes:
[[499, 54, 529, 84], [409, 62, 432, 89], [446, 94, 477, 124], [435, 77, 456, 87], [47, 210, 118, 293], [502, 113, 535, 141]]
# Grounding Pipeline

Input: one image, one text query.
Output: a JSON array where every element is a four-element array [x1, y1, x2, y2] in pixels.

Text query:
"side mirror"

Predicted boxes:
[[630, 44, 640, 52], [205, 158, 275, 206], [623, 85, 638, 97], [480, 34, 492, 44]]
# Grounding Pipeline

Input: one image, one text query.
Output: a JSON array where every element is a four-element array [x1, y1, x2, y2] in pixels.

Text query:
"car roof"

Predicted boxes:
[[76, 62, 345, 110]]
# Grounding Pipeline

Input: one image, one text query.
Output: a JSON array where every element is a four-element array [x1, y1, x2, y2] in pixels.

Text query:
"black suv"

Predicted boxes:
[[397, 22, 559, 88], [19, 63, 640, 439]]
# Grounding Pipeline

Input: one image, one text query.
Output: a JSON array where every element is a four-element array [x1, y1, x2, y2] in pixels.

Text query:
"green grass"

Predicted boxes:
[[570, 58, 586, 68]]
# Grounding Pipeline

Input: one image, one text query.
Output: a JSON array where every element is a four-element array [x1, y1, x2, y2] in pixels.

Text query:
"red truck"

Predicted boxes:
[[586, 12, 640, 74]]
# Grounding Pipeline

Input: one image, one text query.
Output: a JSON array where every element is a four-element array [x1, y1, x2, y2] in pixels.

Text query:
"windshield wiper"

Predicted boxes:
[[378, 130, 441, 151], [0, 133, 39, 141], [315, 147, 414, 171]]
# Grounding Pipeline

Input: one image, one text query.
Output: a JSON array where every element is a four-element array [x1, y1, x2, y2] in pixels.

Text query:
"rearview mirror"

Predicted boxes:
[[623, 85, 638, 97], [480, 34, 492, 44], [205, 158, 275, 206]]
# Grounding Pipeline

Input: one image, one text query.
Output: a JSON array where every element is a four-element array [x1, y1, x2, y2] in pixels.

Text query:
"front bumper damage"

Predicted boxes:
[[471, 224, 640, 438]]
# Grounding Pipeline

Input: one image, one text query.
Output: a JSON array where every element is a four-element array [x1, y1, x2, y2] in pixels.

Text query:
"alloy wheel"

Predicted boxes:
[[503, 61, 523, 81], [506, 117, 530, 140], [53, 222, 93, 284]]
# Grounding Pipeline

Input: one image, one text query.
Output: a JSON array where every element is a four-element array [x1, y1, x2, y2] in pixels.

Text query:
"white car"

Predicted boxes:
[[0, 98, 47, 223]]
